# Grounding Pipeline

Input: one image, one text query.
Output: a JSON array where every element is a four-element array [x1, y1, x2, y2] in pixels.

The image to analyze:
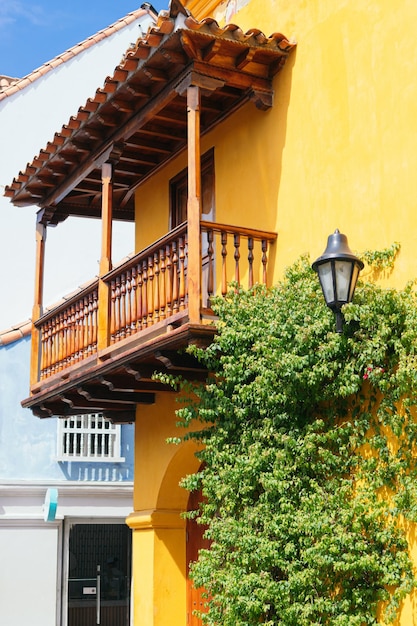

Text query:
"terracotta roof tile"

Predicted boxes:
[[0, 321, 32, 347], [0, 7, 152, 102], [5, 0, 296, 211]]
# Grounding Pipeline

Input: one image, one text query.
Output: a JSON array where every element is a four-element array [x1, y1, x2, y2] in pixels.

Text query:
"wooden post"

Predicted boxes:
[[187, 85, 201, 324], [30, 219, 46, 387], [98, 162, 113, 351]]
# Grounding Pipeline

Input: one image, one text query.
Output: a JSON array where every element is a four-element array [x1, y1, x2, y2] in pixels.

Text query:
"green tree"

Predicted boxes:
[[166, 251, 417, 625]]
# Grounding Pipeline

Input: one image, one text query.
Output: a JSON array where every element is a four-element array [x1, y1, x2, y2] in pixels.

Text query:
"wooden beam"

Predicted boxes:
[[78, 385, 155, 404], [97, 162, 113, 352], [186, 84, 202, 324], [39, 73, 182, 208], [30, 219, 46, 388]]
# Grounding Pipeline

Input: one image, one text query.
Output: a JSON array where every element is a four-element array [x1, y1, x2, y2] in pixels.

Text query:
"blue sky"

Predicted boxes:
[[0, 0, 167, 79]]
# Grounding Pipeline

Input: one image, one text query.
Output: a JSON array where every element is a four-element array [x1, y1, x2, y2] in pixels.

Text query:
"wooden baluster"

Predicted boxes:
[[56, 314, 62, 371], [82, 296, 89, 359], [78, 300, 84, 360], [78, 298, 86, 360], [40, 323, 47, 379], [262, 239, 268, 285], [221, 231, 228, 297], [206, 228, 214, 307], [77, 300, 84, 362], [120, 273, 127, 340], [131, 266, 138, 333], [179, 236, 186, 311], [153, 251, 160, 323], [58, 311, 64, 371], [126, 269, 132, 336], [74, 303, 81, 363], [165, 244, 173, 318], [47, 319, 54, 376], [137, 262, 144, 331], [159, 247, 166, 321], [47, 318, 53, 377], [71, 306, 77, 365], [69, 304, 76, 365], [114, 274, 121, 342], [87, 292, 94, 354], [142, 259, 148, 328], [248, 237, 254, 289], [148, 255, 154, 326], [44, 319, 51, 377], [62, 308, 69, 367], [92, 289, 98, 349], [50, 318, 55, 374], [50, 317, 57, 374], [110, 279, 116, 344], [171, 240, 179, 313], [234, 233, 240, 287]]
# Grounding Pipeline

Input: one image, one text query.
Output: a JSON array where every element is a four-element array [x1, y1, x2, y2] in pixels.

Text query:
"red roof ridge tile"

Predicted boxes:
[[0, 7, 152, 103]]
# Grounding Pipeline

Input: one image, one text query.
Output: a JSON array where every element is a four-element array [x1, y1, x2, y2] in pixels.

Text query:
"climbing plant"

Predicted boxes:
[[164, 249, 417, 626]]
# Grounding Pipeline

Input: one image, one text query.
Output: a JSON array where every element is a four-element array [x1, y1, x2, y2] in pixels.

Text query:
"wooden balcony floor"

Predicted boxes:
[[24, 316, 215, 422]]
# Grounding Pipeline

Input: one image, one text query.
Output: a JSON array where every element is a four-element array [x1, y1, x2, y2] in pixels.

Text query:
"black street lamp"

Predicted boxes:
[[312, 229, 364, 332]]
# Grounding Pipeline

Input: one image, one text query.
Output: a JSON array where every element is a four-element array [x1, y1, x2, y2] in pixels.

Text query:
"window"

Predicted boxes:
[[169, 149, 215, 228], [56, 413, 125, 462]]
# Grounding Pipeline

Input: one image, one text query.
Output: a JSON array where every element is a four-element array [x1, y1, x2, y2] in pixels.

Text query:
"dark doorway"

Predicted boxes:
[[186, 490, 211, 626], [67, 523, 131, 626]]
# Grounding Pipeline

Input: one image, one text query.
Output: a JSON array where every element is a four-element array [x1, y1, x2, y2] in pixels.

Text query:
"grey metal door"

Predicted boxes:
[[67, 523, 131, 626]]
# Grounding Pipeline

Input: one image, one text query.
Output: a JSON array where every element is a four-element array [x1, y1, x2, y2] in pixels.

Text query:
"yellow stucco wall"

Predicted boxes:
[[131, 1, 417, 623], [137, 0, 417, 290], [211, 0, 417, 291], [128, 393, 202, 626]]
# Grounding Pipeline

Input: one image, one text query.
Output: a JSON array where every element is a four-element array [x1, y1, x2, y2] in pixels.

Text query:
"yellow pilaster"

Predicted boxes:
[[127, 509, 187, 626]]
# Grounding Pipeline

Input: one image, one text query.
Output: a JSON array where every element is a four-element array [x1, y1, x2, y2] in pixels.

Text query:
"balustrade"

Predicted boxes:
[[106, 223, 188, 343], [38, 284, 98, 380], [34, 222, 276, 381]]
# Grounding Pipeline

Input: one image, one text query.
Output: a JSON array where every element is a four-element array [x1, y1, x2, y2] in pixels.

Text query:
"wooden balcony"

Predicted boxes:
[[7, 5, 293, 422], [26, 222, 276, 421]]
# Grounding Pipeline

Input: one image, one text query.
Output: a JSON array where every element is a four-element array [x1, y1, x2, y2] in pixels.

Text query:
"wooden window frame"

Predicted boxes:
[[169, 148, 215, 229]]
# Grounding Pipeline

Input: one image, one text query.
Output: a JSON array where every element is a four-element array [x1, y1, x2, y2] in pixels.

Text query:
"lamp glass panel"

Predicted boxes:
[[348, 264, 360, 301], [334, 260, 353, 302], [318, 261, 335, 304]]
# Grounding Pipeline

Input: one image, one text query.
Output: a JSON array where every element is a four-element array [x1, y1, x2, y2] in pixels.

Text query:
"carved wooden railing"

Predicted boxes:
[[37, 282, 99, 380], [35, 222, 276, 380], [200, 221, 276, 304], [105, 223, 188, 344]]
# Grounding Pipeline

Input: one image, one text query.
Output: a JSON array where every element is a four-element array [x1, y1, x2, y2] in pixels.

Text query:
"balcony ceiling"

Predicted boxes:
[[5, 0, 294, 225], [25, 321, 216, 422]]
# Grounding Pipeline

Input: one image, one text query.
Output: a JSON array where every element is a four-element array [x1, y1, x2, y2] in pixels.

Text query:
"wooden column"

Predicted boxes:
[[98, 162, 113, 351], [30, 218, 46, 387], [186, 85, 201, 324]]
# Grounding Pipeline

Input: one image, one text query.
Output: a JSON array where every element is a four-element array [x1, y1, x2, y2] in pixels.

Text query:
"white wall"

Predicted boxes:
[[0, 12, 154, 329], [0, 522, 60, 626]]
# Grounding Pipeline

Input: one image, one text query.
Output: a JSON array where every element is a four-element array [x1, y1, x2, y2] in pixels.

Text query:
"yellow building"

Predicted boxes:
[[5, 0, 417, 624]]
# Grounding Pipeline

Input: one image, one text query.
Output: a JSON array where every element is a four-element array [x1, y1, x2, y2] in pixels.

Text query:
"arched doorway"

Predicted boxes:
[[186, 489, 211, 626]]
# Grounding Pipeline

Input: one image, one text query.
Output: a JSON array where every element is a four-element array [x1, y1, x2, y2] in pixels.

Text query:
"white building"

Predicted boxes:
[[0, 7, 156, 626]]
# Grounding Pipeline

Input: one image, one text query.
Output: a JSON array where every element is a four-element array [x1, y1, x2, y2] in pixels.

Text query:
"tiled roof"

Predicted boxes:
[[5, 0, 295, 217], [0, 7, 152, 102], [0, 75, 19, 93], [0, 320, 32, 347]]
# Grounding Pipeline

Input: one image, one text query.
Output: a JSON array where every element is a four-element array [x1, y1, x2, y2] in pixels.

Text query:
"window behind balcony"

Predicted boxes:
[[169, 148, 215, 228], [56, 414, 125, 462]]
